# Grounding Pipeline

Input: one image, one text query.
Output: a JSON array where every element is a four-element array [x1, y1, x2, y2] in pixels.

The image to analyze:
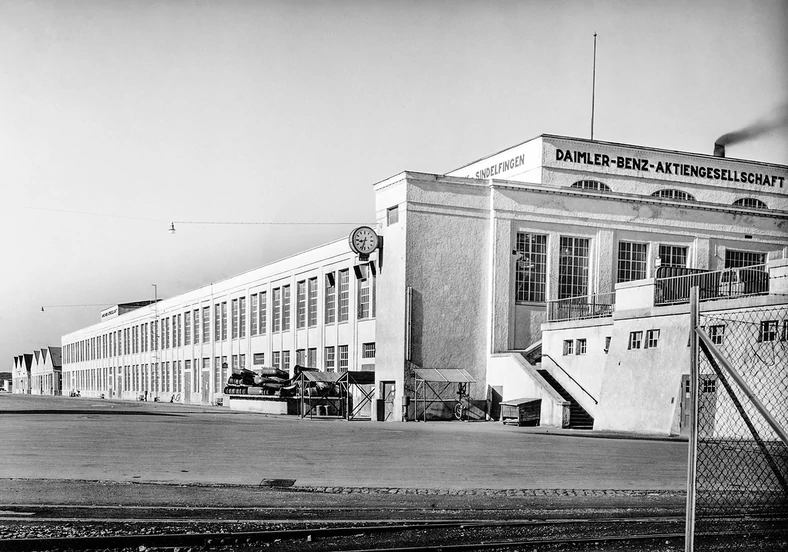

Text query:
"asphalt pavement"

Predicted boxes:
[[0, 393, 687, 491]]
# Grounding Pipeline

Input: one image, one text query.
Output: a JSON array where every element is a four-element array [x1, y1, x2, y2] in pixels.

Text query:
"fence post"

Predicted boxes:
[[685, 286, 699, 552]]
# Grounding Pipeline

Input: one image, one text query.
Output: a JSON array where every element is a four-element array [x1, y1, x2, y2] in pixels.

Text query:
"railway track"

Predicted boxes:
[[1, 508, 786, 552]]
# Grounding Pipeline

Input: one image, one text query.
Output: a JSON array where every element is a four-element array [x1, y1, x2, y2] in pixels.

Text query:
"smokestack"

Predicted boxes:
[[713, 142, 725, 157]]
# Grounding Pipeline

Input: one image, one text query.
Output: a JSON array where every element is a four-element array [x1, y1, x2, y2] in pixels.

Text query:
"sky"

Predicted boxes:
[[2, 0, 787, 367]]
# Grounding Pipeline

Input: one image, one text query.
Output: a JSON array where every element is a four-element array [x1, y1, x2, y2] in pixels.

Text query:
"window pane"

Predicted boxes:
[[515, 233, 547, 302], [617, 242, 648, 283], [558, 237, 590, 299]]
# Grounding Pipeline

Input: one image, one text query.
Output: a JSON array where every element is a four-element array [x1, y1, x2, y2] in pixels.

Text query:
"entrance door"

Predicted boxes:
[[184, 372, 191, 403], [201, 370, 210, 404], [680, 374, 719, 437], [382, 381, 396, 421]]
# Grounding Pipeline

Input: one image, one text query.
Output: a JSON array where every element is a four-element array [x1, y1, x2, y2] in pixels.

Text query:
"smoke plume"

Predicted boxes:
[[714, 103, 788, 156]]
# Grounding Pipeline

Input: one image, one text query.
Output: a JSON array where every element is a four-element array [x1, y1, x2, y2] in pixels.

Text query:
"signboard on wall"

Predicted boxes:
[[544, 137, 787, 193]]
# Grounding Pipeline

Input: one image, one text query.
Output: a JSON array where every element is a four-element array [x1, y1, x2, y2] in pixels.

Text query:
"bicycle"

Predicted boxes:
[[454, 383, 469, 421]]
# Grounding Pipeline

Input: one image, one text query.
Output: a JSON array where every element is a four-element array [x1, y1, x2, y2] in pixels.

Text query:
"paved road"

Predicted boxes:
[[0, 394, 687, 491]]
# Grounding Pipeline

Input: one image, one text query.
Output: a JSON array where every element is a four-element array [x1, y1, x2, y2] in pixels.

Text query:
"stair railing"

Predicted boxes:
[[541, 353, 598, 405]]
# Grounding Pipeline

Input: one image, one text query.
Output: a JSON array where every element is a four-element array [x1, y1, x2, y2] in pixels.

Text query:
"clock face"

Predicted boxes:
[[349, 226, 378, 255]]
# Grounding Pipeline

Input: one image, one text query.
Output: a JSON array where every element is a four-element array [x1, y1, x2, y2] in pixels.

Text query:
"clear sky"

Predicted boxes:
[[2, 0, 787, 367]]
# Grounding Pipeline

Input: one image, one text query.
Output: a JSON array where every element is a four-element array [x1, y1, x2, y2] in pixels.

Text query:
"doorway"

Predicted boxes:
[[382, 381, 396, 421]]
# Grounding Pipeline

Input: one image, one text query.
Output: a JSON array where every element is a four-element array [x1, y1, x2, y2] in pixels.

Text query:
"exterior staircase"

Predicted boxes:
[[537, 369, 594, 430]]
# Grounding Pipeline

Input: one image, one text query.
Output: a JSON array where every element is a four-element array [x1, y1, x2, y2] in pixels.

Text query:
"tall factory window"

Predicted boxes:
[[570, 180, 610, 192], [658, 245, 688, 268], [725, 250, 766, 268], [732, 198, 767, 209], [338, 270, 350, 322], [307, 348, 316, 368], [338, 345, 349, 372], [214, 304, 221, 341], [221, 302, 228, 340], [617, 242, 648, 283], [259, 291, 267, 335], [273, 288, 281, 332], [297, 280, 307, 329], [325, 346, 335, 371], [282, 285, 291, 331], [202, 306, 210, 343], [515, 233, 547, 303], [272, 352, 280, 370], [651, 189, 695, 201], [214, 357, 221, 392], [193, 309, 199, 344], [184, 311, 191, 345], [296, 349, 305, 366], [239, 297, 246, 338], [358, 274, 372, 319], [250, 293, 258, 335], [325, 273, 336, 323], [558, 237, 590, 299], [308, 277, 318, 326], [231, 299, 239, 338], [282, 351, 290, 372]]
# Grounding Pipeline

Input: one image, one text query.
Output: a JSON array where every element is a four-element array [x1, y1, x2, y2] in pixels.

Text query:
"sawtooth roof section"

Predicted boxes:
[[41, 348, 48, 363], [48, 347, 62, 367], [23, 354, 33, 369], [414, 368, 476, 383], [34, 350, 40, 363]]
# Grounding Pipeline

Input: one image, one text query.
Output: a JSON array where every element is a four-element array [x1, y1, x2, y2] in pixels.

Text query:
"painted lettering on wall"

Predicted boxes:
[[474, 154, 526, 179], [101, 307, 118, 319], [555, 148, 785, 188]]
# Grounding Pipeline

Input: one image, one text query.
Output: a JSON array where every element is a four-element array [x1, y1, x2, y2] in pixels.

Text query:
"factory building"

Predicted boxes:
[[60, 134, 788, 432], [12, 347, 63, 395]]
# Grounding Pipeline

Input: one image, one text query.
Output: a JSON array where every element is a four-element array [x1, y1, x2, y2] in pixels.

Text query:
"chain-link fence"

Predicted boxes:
[[690, 305, 788, 550]]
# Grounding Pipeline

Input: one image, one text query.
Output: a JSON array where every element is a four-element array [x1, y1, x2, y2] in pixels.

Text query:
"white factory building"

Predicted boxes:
[[60, 134, 788, 433]]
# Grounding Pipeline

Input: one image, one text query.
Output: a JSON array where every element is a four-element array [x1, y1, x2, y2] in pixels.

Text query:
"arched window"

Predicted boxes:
[[732, 198, 768, 209], [570, 180, 611, 192], [651, 189, 695, 201]]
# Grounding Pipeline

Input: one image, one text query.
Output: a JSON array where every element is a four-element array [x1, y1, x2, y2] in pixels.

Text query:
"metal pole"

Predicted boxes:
[[591, 32, 597, 140], [685, 286, 699, 552]]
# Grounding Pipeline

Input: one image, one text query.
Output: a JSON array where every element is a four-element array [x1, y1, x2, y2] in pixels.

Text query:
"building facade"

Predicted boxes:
[[60, 134, 788, 431], [61, 240, 378, 402]]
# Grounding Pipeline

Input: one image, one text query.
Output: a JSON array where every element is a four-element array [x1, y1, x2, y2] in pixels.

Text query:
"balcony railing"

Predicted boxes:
[[654, 265, 769, 306], [547, 292, 616, 322]]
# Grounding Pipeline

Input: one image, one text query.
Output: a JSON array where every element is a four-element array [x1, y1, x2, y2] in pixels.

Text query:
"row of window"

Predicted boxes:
[[561, 329, 661, 356], [569, 180, 769, 209], [66, 340, 376, 387], [709, 320, 788, 344], [64, 269, 377, 365], [515, 231, 767, 303]]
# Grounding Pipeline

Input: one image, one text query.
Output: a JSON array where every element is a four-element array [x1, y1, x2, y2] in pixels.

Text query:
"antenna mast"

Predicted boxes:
[[591, 32, 597, 140]]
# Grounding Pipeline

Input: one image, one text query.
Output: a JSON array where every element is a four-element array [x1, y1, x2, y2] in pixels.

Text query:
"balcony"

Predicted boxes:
[[653, 265, 769, 306], [547, 292, 616, 322]]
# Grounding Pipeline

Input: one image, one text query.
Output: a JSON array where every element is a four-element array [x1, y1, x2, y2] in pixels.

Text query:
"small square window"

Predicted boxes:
[[708, 325, 725, 345], [702, 378, 716, 393], [758, 321, 778, 343], [563, 339, 574, 356], [387, 205, 399, 226], [362, 342, 376, 359], [576, 338, 587, 355], [628, 331, 643, 350], [645, 329, 660, 349]]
